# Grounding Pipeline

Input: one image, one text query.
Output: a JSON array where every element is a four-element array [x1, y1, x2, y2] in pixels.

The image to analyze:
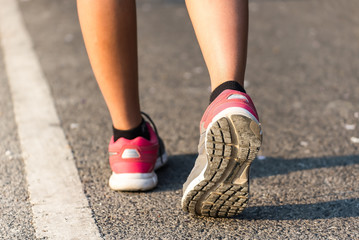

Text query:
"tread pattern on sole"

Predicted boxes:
[[182, 115, 262, 217]]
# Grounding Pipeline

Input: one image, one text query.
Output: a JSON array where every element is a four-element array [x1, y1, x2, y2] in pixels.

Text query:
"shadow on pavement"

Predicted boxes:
[[156, 154, 359, 191], [156, 154, 359, 220], [239, 198, 359, 220], [250, 155, 359, 179]]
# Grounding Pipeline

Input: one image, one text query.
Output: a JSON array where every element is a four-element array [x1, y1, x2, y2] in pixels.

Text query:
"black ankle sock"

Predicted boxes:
[[113, 118, 150, 142], [209, 81, 246, 103]]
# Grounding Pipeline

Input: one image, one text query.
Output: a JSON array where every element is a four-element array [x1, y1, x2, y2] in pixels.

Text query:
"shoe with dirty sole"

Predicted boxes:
[[182, 90, 262, 217]]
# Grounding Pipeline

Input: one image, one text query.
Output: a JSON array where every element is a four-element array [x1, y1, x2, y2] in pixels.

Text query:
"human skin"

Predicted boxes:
[[77, 0, 249, 130], [185, 0, 248, 90]]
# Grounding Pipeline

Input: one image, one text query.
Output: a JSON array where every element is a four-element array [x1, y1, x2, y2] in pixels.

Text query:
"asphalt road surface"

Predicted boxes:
[[1, 0, 359, 239]]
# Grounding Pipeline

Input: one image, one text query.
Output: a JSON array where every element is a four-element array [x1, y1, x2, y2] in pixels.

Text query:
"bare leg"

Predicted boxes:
[[185, 0, 248, 90], [77, 0, 141, 130]]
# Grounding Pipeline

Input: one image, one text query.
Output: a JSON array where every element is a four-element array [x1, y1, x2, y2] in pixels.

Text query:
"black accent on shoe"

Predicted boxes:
[[141, 111, 165, 165], [113, 118, 150, 142], [209, 81, 246, 103]]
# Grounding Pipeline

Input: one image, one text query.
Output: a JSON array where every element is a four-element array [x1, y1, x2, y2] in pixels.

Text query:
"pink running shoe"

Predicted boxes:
[[108, 113, 167, 191], [182, 89, 263, 217]]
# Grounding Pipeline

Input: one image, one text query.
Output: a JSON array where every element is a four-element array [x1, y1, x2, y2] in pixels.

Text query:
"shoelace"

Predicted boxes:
[[141, 111, 164, 164]]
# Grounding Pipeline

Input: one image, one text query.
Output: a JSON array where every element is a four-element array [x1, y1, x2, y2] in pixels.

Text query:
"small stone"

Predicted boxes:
[[350, 137, 359, 143], [300, 141, 308, 147], [344, 124, 356, 130], [5, 150, 11, 156], [70, 123, 79, 129]]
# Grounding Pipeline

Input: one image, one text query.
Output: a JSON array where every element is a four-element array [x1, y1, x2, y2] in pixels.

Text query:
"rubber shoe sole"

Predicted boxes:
[[109, 152, 168, 192], [181, 114, 262, 217]]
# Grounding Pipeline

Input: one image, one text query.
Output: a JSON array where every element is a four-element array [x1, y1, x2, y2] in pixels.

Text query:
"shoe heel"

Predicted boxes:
[[199, 115, 262, 217]]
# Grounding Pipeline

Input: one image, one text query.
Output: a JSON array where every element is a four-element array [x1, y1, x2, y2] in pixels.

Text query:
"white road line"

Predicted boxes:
[[0, 1, 102, 239]]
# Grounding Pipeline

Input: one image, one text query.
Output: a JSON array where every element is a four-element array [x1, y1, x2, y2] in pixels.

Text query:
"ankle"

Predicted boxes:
[[113, 118, 150, 142], [209, 80, 246, 103]]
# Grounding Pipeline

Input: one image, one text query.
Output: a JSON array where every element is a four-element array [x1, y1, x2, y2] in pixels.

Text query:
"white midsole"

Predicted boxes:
[[109, 172, 158, 191], [110, 172, 156, 179], [109, 152, 167, 191], [181, 161, 208, 205], [181, 107, 260, 205]]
